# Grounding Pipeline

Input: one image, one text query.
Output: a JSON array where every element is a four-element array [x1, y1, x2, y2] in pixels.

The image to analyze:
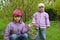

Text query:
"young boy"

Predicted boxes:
[[4, 9, 30, 40], [29, 3, 50, 40]]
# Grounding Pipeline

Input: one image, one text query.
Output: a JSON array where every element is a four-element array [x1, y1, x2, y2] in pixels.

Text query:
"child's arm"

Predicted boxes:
[[22, 22, 30, 34], [32, 14, 39, 27], [32, 14, 36, 24], [45, 13, 50, 28], [4, 24, 11, 40]]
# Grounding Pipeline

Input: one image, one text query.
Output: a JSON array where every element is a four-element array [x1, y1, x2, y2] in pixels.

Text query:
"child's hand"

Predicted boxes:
[[46, 26, 49, 29], [28, 23, 33, 28]]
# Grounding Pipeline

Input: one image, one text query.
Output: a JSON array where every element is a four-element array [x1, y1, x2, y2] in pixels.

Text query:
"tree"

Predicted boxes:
[[53, 0, 60, 27], [53, 0, 60, 15]]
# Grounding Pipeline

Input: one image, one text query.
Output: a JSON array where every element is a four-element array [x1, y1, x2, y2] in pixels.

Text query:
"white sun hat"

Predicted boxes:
[[38, 3, 45, 8]]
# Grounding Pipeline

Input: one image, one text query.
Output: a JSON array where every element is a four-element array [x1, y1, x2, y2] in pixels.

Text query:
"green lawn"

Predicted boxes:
[[0, 19, 60, 40], [46, 21, 60, 40]]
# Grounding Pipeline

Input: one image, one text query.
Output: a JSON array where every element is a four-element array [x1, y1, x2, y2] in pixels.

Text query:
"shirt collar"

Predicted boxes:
[[38, 11, 45, 13], [12, 21, 22, 24]]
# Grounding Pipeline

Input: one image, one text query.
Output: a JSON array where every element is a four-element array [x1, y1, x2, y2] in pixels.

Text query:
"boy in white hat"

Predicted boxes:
[[29, 3, 50, 40]]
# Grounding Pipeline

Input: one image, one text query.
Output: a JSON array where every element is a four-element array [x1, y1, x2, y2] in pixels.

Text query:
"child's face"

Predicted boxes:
[[13, 15, 21, 22], [38, 6, 44, 12]]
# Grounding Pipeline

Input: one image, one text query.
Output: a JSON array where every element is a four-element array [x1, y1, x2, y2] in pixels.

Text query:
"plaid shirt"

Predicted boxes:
[[4, 21, 29, 40], [32, 12, 50, 28]]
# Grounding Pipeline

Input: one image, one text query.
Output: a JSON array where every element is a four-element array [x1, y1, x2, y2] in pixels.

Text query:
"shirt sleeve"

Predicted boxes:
[[22, 22, 30, 33], [32, 14, 40, 27], [32, 14, 36, 24], [4, 24, 11, 40], [45, 13, 50, 27]]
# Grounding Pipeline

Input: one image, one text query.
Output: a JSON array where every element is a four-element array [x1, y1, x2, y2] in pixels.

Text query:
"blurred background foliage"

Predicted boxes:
[[0, 0, 60, 22]]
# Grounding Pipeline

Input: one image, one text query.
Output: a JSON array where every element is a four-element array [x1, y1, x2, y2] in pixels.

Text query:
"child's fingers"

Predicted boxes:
[[28, 23, 33, 27]]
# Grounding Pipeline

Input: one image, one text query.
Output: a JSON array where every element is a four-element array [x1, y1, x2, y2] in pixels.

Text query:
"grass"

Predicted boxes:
[[0, 19, 60, 40], [46, 21, 60, 40], [0, 18, 10, 40]]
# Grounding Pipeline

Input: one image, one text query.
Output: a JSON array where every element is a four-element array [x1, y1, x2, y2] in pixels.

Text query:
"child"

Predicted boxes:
[[29, 3, 50, 40], [4, 9, 30, 40]]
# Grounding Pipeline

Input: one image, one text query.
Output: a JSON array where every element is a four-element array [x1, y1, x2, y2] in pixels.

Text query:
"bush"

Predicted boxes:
[[45, 6, 57, 21], [0, 0, 43, 22], [53, 0, 60, 21], [53, 0, 60, 15]]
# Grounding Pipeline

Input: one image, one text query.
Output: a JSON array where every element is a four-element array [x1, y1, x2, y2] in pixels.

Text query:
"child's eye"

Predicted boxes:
[[39, 6, 44, 8]]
